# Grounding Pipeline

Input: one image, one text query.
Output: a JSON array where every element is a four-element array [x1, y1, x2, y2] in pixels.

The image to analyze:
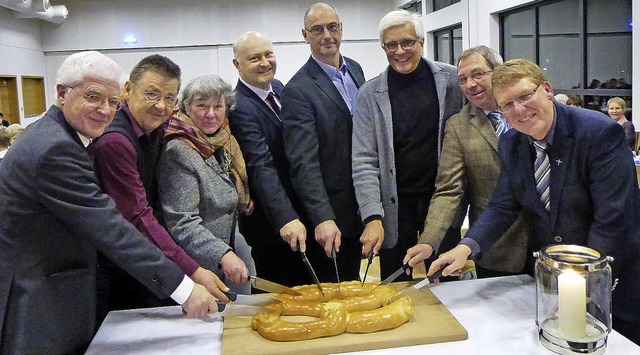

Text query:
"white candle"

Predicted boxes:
[[558, 270, 587, 339]]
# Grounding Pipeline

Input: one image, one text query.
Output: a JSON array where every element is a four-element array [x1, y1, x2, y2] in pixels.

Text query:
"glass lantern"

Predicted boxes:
[[534, 244, 612, 355]]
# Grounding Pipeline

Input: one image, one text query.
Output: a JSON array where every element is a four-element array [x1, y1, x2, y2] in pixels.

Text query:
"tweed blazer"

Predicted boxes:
[[0, 106, 184, 353], [420, 103, 530, 273], [352, 59, 465, 249], [157, 140, 238, 279]]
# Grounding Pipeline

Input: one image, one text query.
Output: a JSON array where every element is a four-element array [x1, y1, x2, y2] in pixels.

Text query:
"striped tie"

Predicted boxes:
[[488, 111, 510, 137], [533, 140, 551, 211]]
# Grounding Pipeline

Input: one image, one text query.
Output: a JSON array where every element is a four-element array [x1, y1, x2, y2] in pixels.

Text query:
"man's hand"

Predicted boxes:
[[360, 220, 384, 256], [190, 267, 230, 303], [315, 220, 341, 258], [403, 243, 435, 268], [427, 244, 472, 277], [280, 218, 307, 252], [243, 199, 255, 215], [181, 283, 218, 318], [220, 251, 249, 284]]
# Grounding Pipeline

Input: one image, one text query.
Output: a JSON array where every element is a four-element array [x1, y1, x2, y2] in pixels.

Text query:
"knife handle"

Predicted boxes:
[[216, 301, 226, 312], [402, 263, 413, 273], [222, 290, 238, 302], [427, 269, 444, 284]]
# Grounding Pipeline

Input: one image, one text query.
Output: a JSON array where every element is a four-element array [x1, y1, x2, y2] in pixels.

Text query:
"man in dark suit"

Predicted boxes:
[[0, 51, 217, 354], [281, 3, 365, 281], [428, 59, 640, 344], [229, 31, 310, 286]]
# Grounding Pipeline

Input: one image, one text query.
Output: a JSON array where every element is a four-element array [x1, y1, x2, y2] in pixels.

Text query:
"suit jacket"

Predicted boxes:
[[351, 59, 464, 248], [0, 105, 184, 353], [281, 56, 365, 239], [467, 102, 640, 320], [157, 140, 237, 279], [229, 79, 301, 246], [420, 103, 530, 272]]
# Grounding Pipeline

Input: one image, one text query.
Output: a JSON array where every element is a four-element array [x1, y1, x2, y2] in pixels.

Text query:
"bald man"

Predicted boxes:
[[229, 32, 311, 287]]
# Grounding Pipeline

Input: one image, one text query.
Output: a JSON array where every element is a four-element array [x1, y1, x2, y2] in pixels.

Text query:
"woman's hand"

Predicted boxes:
[[220, 251, 249, 284]]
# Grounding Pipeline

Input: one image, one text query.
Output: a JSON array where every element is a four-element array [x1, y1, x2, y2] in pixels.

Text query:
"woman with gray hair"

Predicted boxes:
[[157, 74, 255, 294]]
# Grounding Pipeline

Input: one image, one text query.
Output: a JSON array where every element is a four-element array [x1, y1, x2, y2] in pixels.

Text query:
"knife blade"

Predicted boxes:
[[361, 248, 375, 285], [249, 276, 301, 296], [223, 291, 278, 306], [388, 269, 443, 303], [331, 245, 340, 283], [380, 263, 413, 285], [213, 302, 268, 317], [300, 250, 325, 297]]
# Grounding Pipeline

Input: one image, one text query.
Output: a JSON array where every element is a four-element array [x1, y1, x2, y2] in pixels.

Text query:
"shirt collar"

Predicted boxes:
[[239, 77, 273, 101], [311, 54, 348, 78], [76, 132, 92, 147]]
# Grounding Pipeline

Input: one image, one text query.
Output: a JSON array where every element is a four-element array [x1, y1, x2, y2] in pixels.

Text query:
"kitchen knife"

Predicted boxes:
[[331, 245, 340, 283], [300, 250, 325, 297], [361, 248, 375, 285], [213, 302, 268, 317], [380, 263, 413, 285], [223, 291, 278, 306], [249, 276, 301, 296], [388, 269, 444, 303]]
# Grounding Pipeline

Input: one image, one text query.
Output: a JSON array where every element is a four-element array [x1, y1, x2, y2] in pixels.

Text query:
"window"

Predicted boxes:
[[433, 0, 461, 12], [401, 1, 422, 14], [434, 25, 462, 65], [501, 0, 632, 112]]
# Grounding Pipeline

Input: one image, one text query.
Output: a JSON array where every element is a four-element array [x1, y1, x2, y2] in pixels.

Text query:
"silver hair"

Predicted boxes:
[[178, 75, 234, 114], [56, 51, 123, 87], [378, 10, 424, 42], [456, 45, 503, 69]]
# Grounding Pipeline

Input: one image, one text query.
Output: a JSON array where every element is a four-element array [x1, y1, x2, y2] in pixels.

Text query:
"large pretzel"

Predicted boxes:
[[250, 281, 414, 341]]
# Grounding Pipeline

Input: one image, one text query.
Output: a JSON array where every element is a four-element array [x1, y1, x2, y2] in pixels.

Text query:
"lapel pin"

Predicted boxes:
[[555, 159, 563, 166]]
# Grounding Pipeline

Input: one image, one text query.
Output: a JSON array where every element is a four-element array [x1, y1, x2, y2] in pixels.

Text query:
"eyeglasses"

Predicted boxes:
[[498, 84, 541, 113], [305, 22, 341, 36], [70, 87, 121, 111], [141, 91, 178, 108], [458, 70, 493, 85], [382, 39, 418, 52]]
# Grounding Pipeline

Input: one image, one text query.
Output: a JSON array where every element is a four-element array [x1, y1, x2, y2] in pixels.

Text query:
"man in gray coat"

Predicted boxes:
[[352, 10, 464, 280], [0, 51, 216, 354]]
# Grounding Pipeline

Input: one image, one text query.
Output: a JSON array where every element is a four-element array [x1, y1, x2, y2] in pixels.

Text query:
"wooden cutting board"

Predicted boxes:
[[221, 282, 467, 354]]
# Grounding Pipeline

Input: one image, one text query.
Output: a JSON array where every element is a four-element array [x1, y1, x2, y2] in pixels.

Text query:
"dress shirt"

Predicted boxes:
[[89, 112, 200, 277], [311, 54, 359, 113], [238, 77, 280, 113]]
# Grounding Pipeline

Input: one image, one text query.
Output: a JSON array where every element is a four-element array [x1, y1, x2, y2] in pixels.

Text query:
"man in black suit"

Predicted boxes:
[[229, 31, 310, 286], [0, 51, 217, 354], [281, 3, 365, 282]]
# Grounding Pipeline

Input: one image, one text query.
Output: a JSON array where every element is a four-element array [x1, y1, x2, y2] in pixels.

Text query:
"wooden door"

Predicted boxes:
[[0, 76, 19, 124], [22, 76, 46, 118]]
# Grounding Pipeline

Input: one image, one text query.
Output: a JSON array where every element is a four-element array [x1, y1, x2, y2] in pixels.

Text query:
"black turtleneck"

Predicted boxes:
[[387, 58, 439, 197]]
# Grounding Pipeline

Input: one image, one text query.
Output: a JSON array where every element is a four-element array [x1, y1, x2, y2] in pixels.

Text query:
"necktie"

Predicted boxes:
[[266, 92, 281, 117], [533, 140, 551, 211], [488, 110, 510, 137]]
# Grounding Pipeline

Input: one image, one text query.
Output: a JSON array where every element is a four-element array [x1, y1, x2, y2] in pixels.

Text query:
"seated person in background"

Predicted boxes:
[[553, 93, 569, 104], [426, 59, 640, 345], [0, 51, 216, 354], [6, 124, 24, 145], [0, 127, 9, 162], [90, 55, 229, 324], [607, 97, 635, 149], [565, 94, 582, 107], [158, 75, 255, 294], [0, 113, 8, 127]]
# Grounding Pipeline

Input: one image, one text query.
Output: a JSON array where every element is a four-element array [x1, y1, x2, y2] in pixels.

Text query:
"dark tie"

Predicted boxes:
[[488, 111, 510, 137], [533, 140, 551, 211], [266, 92, 280, 117]]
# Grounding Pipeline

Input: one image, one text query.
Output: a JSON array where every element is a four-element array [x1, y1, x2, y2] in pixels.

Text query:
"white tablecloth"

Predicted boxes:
[[87, 275, 639, 354]]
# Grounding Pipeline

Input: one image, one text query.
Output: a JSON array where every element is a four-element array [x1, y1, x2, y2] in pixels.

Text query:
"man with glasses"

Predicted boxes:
[[281, 2, 365, 281], [0, 51, 217, 354], [90, 55, 229, 323], [352, 9, 463, 281], [427, 58, 640, 345], [403, 46, 530, 279]]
